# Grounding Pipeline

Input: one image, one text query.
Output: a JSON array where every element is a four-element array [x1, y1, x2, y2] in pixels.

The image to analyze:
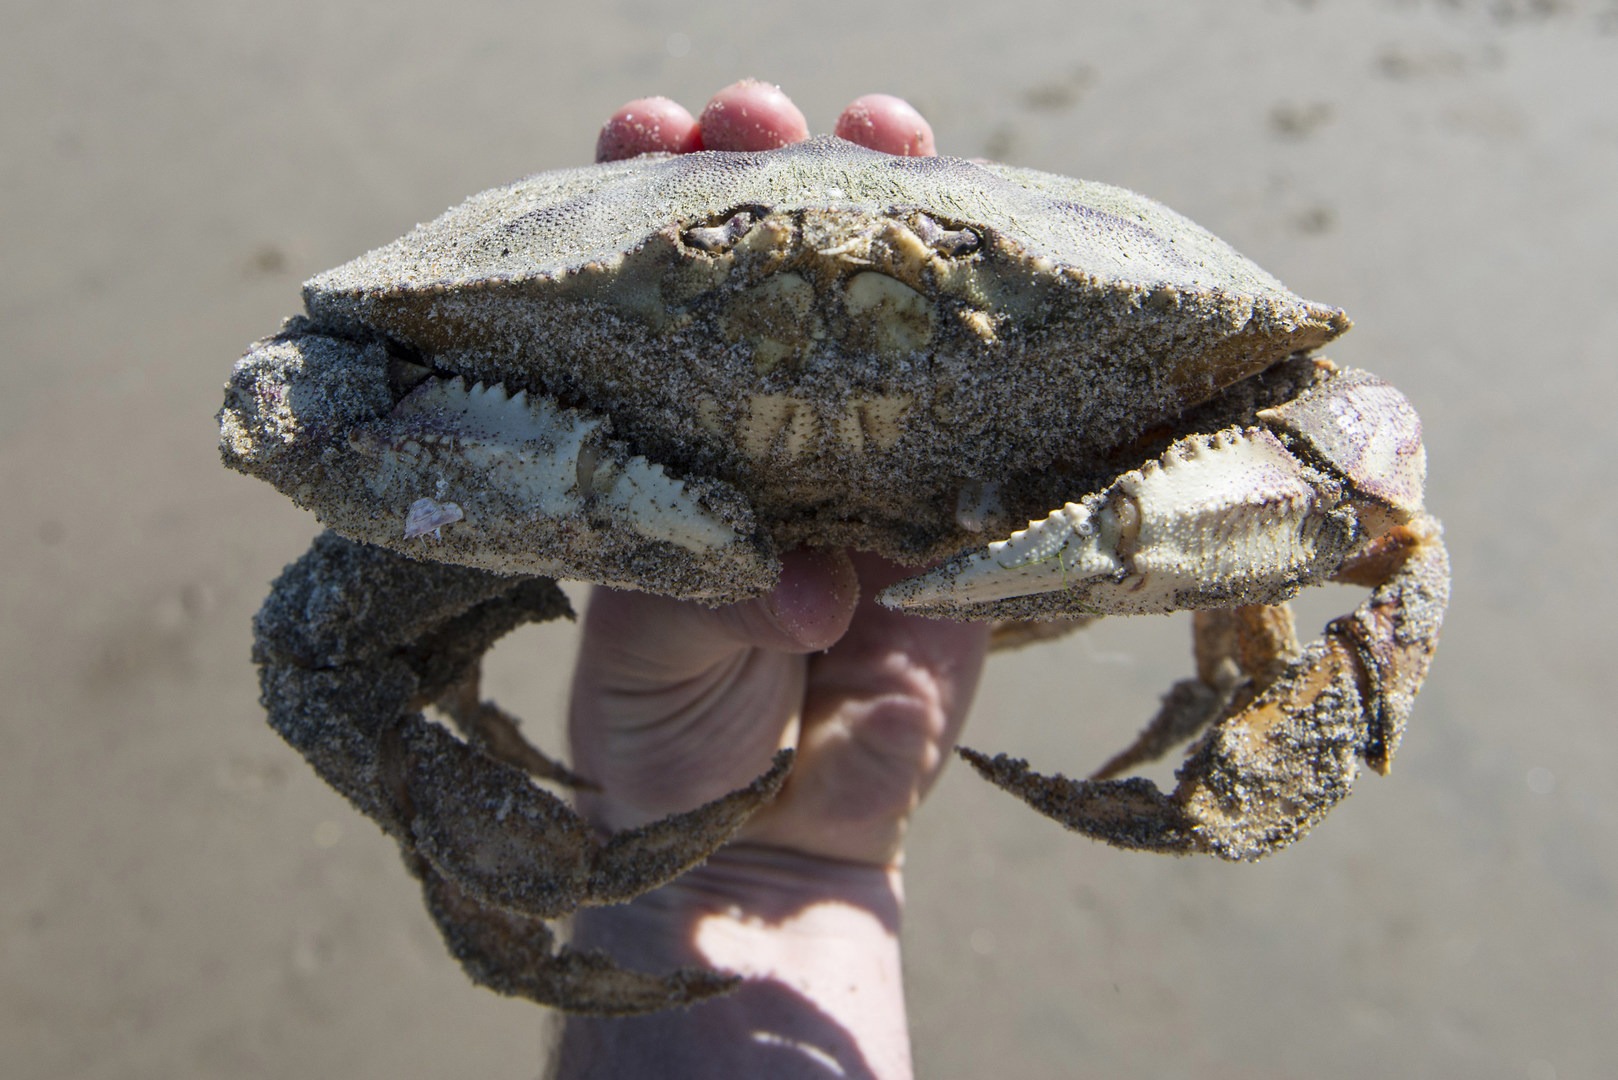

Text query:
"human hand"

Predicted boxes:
[[551, 83, 981, 1080], [594, 78, 937, 161], [570, 549, 988, 868], [573, 80, 983, 872]]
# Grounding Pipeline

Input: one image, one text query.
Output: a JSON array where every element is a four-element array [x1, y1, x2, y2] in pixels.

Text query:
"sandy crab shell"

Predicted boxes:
[[221, 135, 1347, 602], [223, 135, 1449, 1013]]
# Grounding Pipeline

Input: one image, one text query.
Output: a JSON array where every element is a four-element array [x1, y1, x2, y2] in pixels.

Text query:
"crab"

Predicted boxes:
[[220, 135, 1448, 1014]]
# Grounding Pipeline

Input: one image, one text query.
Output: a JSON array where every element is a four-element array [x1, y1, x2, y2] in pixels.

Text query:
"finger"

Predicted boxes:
[[802, 554, 988, 769], [751, 547, 861, 653], [595, 96, 701, 162], [800, 555, 988, 803], [746, 554, 990, 863], [697, 79, 810, 152], [578, 549, 857, 694], [833, 94, 937, 157], [569, 550, 857, 831]]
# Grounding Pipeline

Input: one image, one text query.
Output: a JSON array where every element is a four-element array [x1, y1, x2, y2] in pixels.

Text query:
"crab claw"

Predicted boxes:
[[220, 324, 779, 603], [253, 533, 793, 1010], [878, 366, 1422, 622], [879, 422, 1359, 620]]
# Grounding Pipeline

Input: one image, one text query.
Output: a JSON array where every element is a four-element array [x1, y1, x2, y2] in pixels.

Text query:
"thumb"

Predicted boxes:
[[577, 549, 860, 693]]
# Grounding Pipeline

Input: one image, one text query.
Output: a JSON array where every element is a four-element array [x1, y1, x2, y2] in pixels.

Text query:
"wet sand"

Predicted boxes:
[[4, 2, 1615, 1077]]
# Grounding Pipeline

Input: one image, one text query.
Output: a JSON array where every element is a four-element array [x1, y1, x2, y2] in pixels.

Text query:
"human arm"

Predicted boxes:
[[547, 85, 981, 1080]]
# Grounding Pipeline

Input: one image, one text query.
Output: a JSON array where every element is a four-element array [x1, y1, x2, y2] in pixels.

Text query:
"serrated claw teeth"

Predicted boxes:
[[379, 376, 742, 554], [882, 500, 1124, 612], [881, 426, 1346, 619]]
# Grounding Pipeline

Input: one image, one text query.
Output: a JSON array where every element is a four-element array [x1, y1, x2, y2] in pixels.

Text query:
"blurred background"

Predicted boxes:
[[4, 1, 1615, 1077]]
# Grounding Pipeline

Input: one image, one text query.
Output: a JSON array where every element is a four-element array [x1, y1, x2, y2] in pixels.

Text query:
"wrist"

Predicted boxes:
[[570, 842, 904, 969], [556, 845, 913, 1080]]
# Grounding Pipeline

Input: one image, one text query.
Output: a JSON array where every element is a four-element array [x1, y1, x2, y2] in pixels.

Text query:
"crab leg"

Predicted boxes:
[[958, 518, 1447, 859], [436, 671, 596, 789], [886, 365, 1447, 858], [413, 859, 739, 1015], [1085, 602, 1304, 780], [254, 533, 792, 1008]]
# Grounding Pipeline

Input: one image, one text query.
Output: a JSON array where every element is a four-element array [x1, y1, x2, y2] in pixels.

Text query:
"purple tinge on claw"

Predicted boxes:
[[1257, 369, 1426, 517], [405, 497, 465, 540]]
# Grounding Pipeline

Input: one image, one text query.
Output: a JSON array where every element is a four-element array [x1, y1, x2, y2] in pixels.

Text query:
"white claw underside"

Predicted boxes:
[[360, 378, 737, 552], [883, 427, 1328, 615]]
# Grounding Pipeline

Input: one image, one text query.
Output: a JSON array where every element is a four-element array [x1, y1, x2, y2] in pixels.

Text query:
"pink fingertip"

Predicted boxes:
[[595, 96, 702, 162], [767, 549, 859, 651], [834, 94, 936, 157], [698, 79, 811, 152]]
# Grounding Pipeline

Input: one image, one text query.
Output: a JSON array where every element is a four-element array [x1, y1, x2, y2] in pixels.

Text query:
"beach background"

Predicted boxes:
[[5, 2, 1615, 1077]]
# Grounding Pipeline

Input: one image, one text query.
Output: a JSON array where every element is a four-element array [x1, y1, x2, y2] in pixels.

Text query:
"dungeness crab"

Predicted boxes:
[[221, 135, 1448, 1014]]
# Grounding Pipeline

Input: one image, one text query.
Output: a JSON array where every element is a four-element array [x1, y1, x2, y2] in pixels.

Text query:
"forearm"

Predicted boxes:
[[547, 845, 912, 1080]]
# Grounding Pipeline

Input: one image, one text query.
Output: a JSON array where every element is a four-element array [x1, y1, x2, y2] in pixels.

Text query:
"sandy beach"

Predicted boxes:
[[5, 2, 1615, 1076]]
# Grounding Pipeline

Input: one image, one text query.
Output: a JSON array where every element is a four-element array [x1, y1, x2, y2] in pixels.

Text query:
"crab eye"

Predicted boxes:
[[912, 212, 982, 257], [682, 206, 767, 253]]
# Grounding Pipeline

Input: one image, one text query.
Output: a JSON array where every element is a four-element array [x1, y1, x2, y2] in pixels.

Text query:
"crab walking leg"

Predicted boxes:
[[960, 518, 1448, 859], [390, 718, 792, 918], [412, 859, 740, 1015], [1087, 603, 1305, 780], [436, 671, 597, 789], [254, 534, 793, 1008], [1195, 603, 1304, 698], [898, 366, 1447, 857]]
